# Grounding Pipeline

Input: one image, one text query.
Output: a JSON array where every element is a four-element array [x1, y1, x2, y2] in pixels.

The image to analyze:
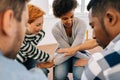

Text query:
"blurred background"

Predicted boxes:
[[29, 0, 92, 45]]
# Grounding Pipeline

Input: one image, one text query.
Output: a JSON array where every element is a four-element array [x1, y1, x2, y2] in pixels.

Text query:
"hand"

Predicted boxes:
[[57, 48, 77, 57], [26, 23, 33, 34], [74, 59, 88, 67], [36, 61, 54, 68]]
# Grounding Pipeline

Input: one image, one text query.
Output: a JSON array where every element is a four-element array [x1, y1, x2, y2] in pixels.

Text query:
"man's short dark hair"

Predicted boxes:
[[87, 0, 120, 37], [52, 0, 78, 18], [0, 0, 29, 21], [87, 0, 120, 17]]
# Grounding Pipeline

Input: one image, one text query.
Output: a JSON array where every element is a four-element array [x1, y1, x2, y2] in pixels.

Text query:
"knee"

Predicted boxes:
[[54, 71, 67, 80], [73, 67, 84, 80], [73, 73, 82, 80]]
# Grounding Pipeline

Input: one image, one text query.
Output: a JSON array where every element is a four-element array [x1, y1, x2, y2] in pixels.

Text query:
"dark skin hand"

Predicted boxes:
[[36, 60, 54, 68], [74, 58, 89, 67]]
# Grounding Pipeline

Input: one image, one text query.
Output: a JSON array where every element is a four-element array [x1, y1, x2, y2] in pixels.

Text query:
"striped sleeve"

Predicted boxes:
[[16, 39, 51, 63], [16, 51, 27, 63], [25, 30, 45, 46]]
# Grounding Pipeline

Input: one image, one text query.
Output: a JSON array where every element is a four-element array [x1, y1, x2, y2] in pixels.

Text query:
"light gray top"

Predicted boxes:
[[52, 17, 88, 65], [52, 17, 87, 48]]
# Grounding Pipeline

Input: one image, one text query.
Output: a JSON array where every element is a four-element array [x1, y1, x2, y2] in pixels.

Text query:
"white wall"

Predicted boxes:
[[29, 0, 49, 13], [39, 15, 59, 45]]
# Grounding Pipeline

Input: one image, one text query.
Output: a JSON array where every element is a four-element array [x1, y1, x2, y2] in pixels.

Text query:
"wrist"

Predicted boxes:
[[48, 55, 53, 62], [26, 28, 32, 35]]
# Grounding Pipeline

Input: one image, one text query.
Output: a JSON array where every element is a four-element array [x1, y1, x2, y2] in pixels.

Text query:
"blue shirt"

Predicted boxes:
[[82, 34, 120, 80], [0, 51, 47, 80]]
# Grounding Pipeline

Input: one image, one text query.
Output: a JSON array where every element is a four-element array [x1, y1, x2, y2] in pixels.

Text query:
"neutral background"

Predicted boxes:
[[29, 0, 92, 45]]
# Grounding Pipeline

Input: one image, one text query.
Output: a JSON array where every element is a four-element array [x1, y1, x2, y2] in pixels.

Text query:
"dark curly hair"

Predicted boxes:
[[52, 0, 78, 18]]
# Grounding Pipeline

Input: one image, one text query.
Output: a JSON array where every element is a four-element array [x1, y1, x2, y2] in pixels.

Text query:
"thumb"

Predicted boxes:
[[63, 53, 70, 57], [57, 49, 63, 53]]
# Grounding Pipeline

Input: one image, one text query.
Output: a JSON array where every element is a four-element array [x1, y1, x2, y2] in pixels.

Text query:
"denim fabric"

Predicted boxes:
[[54, 57, 84, 80]]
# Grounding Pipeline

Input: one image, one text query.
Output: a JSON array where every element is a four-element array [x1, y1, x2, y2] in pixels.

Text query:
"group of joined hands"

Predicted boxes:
[[36, 48, 89, 68]]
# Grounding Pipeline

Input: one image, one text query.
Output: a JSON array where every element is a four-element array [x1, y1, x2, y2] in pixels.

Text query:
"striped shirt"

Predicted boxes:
[[16, 30, 52, 63], [82, 34, 120, 80]]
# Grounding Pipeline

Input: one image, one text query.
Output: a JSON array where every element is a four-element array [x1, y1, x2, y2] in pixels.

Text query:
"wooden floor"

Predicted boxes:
[[38, 43, 103, 80]]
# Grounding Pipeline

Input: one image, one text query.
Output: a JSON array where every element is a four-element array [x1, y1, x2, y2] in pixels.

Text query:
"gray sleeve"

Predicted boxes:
[[71, 19, 89, 58], [52, 24, 70, 48], [52, 20, 87, 65], [52, 24, 72, 65], [71, 19, 87, 47]]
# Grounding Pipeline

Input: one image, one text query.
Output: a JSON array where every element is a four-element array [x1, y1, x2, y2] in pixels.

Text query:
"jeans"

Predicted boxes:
[[22, 58, 49, 76], [53, 57, 84, 80]]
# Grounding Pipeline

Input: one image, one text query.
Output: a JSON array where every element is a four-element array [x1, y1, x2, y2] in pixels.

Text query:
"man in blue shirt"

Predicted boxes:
[[82, 0, 120, 80], [0, 0, 47, 80]]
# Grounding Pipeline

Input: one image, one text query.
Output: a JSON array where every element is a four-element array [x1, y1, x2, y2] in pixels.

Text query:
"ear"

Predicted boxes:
[[2, 10, 14, 36], [104, 9, 117, 27]]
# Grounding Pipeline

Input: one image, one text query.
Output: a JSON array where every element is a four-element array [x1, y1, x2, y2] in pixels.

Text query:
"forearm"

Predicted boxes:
[[32, 30, 45, 45], [74, 39, 98, 51], [20, 41, 52, 62], [25, 30, 45, 45], [54, 53, 71, 65], [28, 49, 52, 62]]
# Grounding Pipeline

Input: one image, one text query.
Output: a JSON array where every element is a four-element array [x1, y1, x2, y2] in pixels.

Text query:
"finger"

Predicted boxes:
[[52, 57, 55, 60], [57, 49, 66, 53], [63, 53, 70, 57], [74, 59, 88, 67], [74, 63, 79, 66], [37, 63, 49, 68], [74, 61, 84, 67], [57, 52, 63, 54], [27, 23, 31, 27]]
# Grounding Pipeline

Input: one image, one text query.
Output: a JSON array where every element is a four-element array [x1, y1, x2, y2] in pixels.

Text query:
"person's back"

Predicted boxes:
[[0, 0, 47, 80], [0, 51, 47, 80]]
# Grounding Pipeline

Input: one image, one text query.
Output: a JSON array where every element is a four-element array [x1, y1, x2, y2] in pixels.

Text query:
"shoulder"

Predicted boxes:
[[73, 17, 87, 29], [52, 21, 62, 33], [0, 56, 46, 80], [113, 39, 120, 51], [74, 17, 86, 25], [0, 56, 28, 74], [89, 52, 104, 63]]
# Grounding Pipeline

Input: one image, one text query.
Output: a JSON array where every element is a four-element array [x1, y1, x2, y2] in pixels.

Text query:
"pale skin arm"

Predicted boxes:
[[57, 39, 98, 57], [26, 23, 33, 34]]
